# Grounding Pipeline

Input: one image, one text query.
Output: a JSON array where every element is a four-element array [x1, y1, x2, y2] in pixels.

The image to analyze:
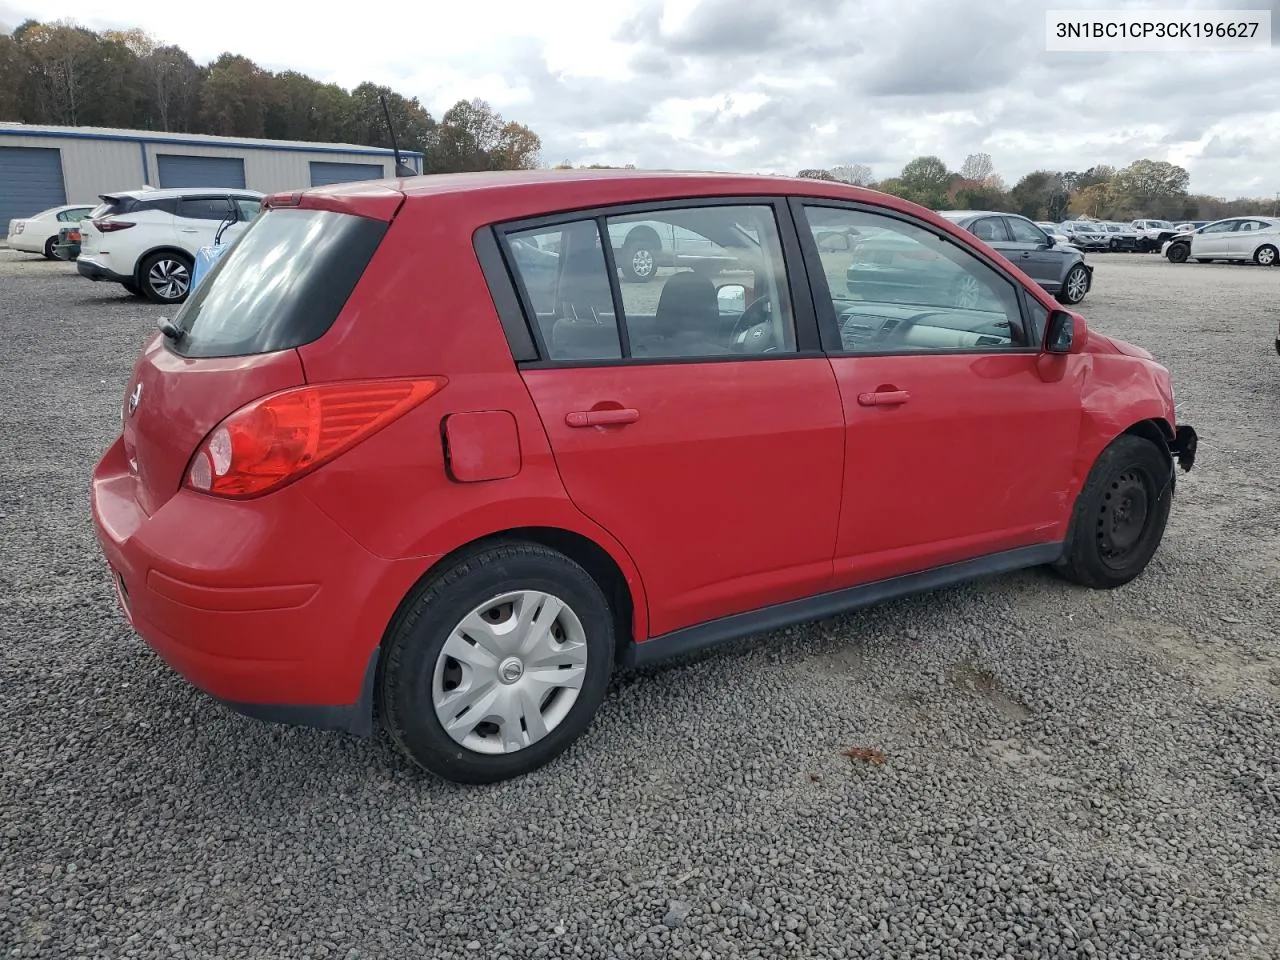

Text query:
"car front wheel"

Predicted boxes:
[[140, 251, 193, 304], [380, 541, 616, 784], [1056, 264, 1090, 304], [1053, 434, 1173, 589], [1166, 243, 1190, 263]]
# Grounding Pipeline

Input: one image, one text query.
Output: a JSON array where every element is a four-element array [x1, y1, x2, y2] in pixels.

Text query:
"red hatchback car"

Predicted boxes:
[[91, 170, 1198, 783]]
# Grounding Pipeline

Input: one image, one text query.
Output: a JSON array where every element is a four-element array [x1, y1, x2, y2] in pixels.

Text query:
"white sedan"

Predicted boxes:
[[5, 204, 96, 259], [1161, 216, 1280, 265]]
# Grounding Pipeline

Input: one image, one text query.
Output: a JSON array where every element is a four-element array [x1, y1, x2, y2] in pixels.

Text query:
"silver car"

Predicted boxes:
[[938, 211, 1094, 305]]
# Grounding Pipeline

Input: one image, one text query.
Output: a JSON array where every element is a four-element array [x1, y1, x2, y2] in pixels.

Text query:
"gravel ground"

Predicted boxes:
[[1, 248, 1277, 959]]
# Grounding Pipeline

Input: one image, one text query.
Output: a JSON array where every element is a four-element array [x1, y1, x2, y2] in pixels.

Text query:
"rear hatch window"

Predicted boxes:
[[169, 207, 388, 359]]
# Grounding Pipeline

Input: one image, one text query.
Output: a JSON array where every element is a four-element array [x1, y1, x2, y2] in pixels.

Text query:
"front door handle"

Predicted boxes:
[[857, 390, 910, 407], [565, 408, 640, 427]]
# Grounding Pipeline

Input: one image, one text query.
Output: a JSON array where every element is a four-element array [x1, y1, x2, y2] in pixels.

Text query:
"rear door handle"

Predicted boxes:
[[857, 390, 910, 407], [565, 408, 640, 427]]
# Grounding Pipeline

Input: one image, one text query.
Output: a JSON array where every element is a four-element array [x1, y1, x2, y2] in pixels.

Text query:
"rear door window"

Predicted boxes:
[[177, 197, 235, 222], [170, 208, 388, 359]]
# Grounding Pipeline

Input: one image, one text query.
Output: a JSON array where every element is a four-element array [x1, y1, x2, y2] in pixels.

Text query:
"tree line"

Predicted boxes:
[[0, 19, 543, 173], [797, 155, 1277, 223]]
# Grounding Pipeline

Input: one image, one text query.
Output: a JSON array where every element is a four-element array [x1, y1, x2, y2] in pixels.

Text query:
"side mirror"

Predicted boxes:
[[1044, 234, 1056, 247], [1045, 309, 1087, 354], [717, 283, 747, 313]]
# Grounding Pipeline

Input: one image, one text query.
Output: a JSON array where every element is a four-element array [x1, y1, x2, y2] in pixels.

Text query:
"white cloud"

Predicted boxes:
[[5, 0, 1279, 197]]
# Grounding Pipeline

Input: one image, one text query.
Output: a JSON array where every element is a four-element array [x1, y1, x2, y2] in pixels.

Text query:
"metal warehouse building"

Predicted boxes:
[[0, 123, 423, 228]]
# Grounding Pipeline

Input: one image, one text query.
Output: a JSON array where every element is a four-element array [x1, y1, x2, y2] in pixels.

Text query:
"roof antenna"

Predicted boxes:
[[380, 92, 419, 178]]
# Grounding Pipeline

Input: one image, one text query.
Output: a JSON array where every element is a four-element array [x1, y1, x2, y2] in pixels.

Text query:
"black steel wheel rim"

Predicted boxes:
[[1096, 467, 1154, 569]]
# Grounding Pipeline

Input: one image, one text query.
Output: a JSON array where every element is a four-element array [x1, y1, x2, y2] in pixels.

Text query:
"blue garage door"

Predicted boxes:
[[0, 146, 67, 229], [156, 154, 246, 189], [309, 161, 385, 186]]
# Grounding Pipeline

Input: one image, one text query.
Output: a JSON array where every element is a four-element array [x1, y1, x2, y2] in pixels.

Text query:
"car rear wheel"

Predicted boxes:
[[380, 541, 615, 784], [1056, 264, 1090, 305], [1166, 243, 1189, 263], [140, 251, 193, 304], [620, 230, 660, 283], [42, 236, 57, 260], [1255, 244, 1278, 266], [1053, 435, 1172, 589]]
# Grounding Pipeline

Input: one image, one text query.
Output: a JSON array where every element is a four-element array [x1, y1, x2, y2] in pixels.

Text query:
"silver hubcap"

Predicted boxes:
[[148, 259, 189, 300], [631, 248, 654, 276], [432, 590, 588, 755], [1067, 268, 1088, 300], [1259, 247, 1276, 265], [954, 274, 980, 309]]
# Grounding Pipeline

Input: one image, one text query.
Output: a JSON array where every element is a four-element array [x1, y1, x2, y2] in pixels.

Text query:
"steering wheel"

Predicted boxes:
[[727, 296, 776, 351]]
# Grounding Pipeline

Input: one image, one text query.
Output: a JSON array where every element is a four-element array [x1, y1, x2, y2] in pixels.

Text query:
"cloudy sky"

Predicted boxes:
[[3, 0, 1278, 198]]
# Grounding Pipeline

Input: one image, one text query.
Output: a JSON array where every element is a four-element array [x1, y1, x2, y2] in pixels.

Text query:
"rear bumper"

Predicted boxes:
[[90, 437, 428, 735], [77, 257, 130, 283]]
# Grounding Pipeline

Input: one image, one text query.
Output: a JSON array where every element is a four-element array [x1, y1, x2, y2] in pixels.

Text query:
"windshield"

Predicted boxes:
[[171, 208, 387, 359]]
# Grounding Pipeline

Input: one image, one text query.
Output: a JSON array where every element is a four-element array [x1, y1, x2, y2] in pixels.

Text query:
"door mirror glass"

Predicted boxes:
[[1044, 233, 1056, 247], [717, 283, 747, 314], [1045, 309, 1075, 353]]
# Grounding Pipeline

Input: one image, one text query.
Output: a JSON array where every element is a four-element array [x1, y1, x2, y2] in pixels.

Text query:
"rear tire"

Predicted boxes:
[[1053, 435, 1173, 589], [140, 251, 193, 304], [42, 237, 57, 260], [1255, 244, 1278, 266], [380, 541, 616, 784], [619, 230, 660, 283]]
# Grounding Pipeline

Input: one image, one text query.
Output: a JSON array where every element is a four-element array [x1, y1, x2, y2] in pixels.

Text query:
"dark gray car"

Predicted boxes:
[[938, 211, 1094, 305]]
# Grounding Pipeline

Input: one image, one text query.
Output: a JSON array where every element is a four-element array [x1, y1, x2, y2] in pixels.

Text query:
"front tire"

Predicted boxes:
[[1053, 435, 1173, 589], [1056, 264, 1090, 305], [1255, 244, 1278, 266], [1166, 243, 1189, 263], [140, 251, 193, 304], [380, 541, 616, 784]]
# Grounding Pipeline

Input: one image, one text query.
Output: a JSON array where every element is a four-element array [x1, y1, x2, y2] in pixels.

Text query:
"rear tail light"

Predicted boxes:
[[94, 219, 135, 232], [184, 378, 447, 498]]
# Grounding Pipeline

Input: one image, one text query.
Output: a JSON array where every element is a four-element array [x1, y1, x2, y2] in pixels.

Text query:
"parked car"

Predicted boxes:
[[1099, 221, 1141, 251], [1059, 220, 1111, 251], [1130, 219, 1179, 252], [52, 223, 83, 261], [4, 203, 95, 259], [76, 187, 264, 304], [937, 211, 1093, 304], [1161, 216, 1280, 264], [1035, 222, 1075, 247], [608, 218, 743, 282], [91, 170, 1198, 784]]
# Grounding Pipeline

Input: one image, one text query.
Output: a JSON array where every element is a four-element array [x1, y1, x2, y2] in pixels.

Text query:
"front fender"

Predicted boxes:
[[1071, 354, 1177, 494]]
